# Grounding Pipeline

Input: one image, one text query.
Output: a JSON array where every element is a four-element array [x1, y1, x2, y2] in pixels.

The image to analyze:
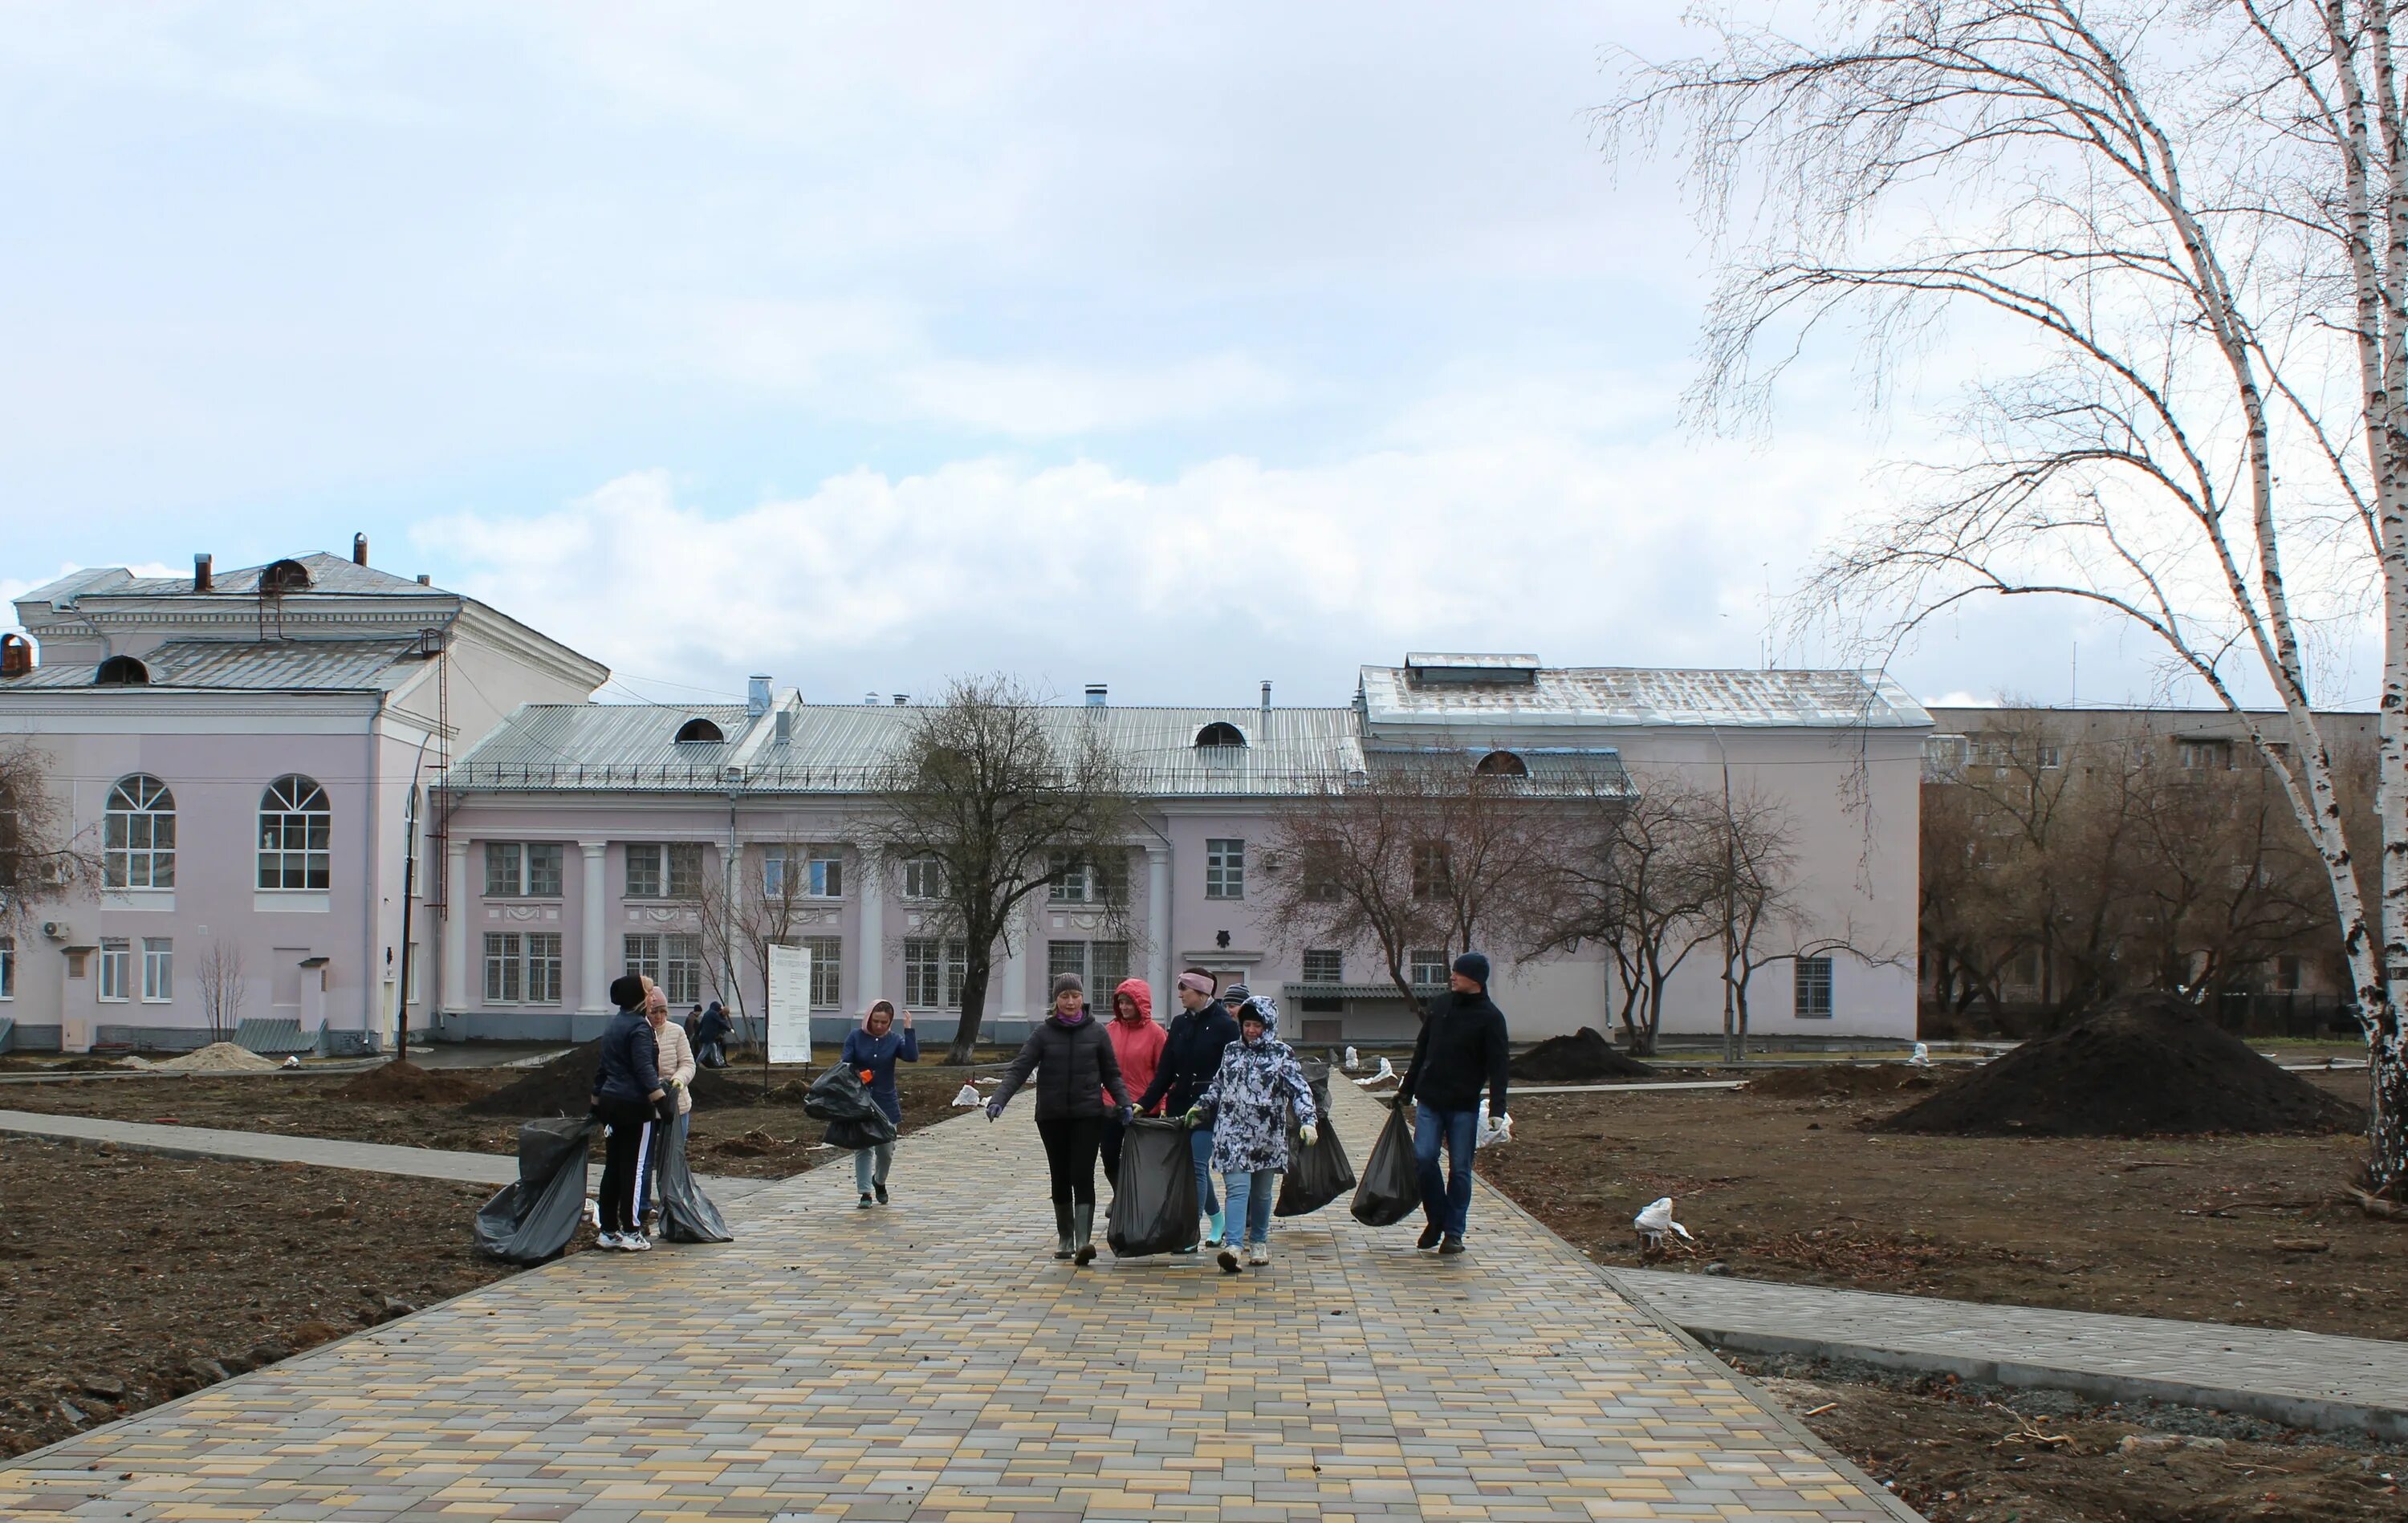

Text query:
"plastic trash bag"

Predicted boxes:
[[824, 1113, 897, 1149], [804, 1064, 898, 1147], [1352, 1056, 1397, 1086], [653, 1115, 732, 1243], [1910, 1041, 1931, 1067], [474, 1114, 599, 1263], [1633, 1195, 1694, 1246], [1277, 1062, 1357, 1216], [951, 1082, 982, 1107], [1342, 1046, 1361, 1072], [1350, 1101, 1422, 1227], [1105, 1117, 1199, 1257], [1474, 1098, 1512, 1150]]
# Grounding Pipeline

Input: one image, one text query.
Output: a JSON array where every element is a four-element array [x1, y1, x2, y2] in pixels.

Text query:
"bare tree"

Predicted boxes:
[[0, 741, 96, 920], [860, 675, 1136, 1063], [195, 940, 246, 1045], [1611, 2, 2408, 1190], [695, 833, 839, 1079], [1263, 757, 1572, 1013]]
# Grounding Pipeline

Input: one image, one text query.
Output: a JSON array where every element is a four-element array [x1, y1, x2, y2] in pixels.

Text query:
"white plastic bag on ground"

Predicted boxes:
[[1633, 1196, 1693, 1247], [1910, 1041, 1931, 1067], [1343, 1046, 1361, 1072], [951, 1083, 982, 1107], [1474, 1098, 1513, 1148], [1352, 1056, 1397, 1086]]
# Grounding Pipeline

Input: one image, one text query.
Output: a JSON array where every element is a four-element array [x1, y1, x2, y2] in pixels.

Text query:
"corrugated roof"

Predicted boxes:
[[17, 553, 443, 607], [1360, 664, 1931, 731], [2, 637, 425, 692]]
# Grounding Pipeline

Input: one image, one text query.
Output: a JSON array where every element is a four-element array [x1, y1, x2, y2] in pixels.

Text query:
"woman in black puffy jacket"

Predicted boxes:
[[986, 973, 1132, 1265]]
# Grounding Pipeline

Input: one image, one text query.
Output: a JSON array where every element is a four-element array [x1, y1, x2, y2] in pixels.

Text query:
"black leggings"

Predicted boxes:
[[1035, 1115, 1106, 1208]]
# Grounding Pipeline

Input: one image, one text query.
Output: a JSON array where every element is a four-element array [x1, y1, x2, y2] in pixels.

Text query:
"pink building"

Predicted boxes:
[[0, 542, 605, 1053]]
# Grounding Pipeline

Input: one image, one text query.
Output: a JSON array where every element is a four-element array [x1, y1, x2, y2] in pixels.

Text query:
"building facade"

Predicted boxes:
[[0, 544, 608, 1052]]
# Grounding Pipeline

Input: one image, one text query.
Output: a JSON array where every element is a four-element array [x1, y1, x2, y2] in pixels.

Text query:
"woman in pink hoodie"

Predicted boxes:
[[1100, 977, 1166, 1188]]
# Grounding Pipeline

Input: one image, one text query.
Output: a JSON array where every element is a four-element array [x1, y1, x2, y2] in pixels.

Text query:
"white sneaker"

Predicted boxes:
[[626, 1233, 653, 1251], [594, 1231, 628, 1250], [1248, 1244, 1270, 1267]]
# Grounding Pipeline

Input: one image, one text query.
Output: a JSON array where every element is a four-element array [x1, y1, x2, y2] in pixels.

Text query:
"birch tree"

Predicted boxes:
[[1611, 0, 2408, 1193]]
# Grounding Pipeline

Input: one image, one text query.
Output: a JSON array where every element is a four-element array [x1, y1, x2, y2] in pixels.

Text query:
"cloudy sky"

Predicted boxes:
[[0, 2, 2301, 711]]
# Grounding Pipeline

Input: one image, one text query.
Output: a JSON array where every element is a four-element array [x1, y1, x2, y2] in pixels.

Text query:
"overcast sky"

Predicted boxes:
[[0, 2, 2333, 712]]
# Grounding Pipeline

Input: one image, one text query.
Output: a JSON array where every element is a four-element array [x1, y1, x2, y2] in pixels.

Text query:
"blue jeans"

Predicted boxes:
[[1189, 1123, 1219, 1217], [1220, 1168, 1278, 1248], [852, 1141, 894, 1193], [1413, 1103, 1479, 1239]]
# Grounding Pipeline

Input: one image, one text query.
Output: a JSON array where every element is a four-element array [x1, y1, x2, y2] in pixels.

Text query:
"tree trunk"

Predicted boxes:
[[2371, 1002, 2408, 1197], [948, 959, 993, 1066]]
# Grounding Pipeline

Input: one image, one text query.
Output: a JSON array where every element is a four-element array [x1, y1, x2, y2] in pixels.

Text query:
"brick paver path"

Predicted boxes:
[[1613, 1269, 2408, 1440], [0, 1080, 1908, 1521]]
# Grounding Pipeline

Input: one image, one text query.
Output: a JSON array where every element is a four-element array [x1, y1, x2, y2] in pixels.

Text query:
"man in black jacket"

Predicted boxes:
[[1139, 969, 1242, 1250], [592, 973, 668, 1252], [1395, 952, 1510, 1256]]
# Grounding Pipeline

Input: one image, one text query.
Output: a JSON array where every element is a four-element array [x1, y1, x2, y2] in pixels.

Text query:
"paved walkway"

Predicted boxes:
[[0, 1080, 1909, 1521], [1610, 1269, 2408, 1441], [0, 1107, 772, 1200]]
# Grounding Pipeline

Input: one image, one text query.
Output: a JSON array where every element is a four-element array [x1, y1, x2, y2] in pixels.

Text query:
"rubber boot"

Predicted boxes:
[[1053, 1202, 1075, 1260], [1206, 1209, 1226, 1248], [1072, 1203, 1097, 1265]]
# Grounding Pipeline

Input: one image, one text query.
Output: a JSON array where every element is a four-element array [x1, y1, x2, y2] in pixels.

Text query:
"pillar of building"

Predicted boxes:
[[853, 851, 884, 1020], [1145, 843, 1172, 1005], [443, 839, 470, 1011], [580, 841, 609, 1013], [995, 906, 1027, 1030]]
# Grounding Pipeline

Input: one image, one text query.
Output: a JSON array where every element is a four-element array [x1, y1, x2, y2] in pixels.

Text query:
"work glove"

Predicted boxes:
[[1182, 1107, 1206, 1130], [1118, 1104, 1136, 1125], [1299, 1123, 1319, 1148], [985, 1100, 1004, 1122]]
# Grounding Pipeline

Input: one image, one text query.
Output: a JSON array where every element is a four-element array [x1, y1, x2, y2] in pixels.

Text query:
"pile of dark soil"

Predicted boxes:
[[1744, 1062, 1939, 1099], [1879, 994, 2361, 1137], [685, 1070, 811, 1107], [335, 1061, 486, 1106], [1510, 1027, 1656, 1082], [462, 1042, 601, 1117]]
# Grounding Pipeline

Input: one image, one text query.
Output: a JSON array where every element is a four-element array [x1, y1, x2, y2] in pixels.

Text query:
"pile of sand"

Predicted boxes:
[[1878, 993, 2361, 1137], [1743, 1062, 1941, 1100], [154, 1042, 281, 1074], [335, 1060, 486, 1105], [1510, 1027, 1657, 1082]]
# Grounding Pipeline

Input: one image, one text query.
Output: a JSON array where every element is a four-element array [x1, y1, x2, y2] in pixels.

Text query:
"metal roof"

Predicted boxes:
[[1360, 664, 1932, 731], [1, 637, 426, 692], [17, 554, 443, 607]]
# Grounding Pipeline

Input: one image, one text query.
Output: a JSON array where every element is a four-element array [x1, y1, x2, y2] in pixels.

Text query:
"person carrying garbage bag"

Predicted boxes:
[[1185, 995, 1316, 1273], [1394, 952, 1511, 1257], [1138, 969, 1242, 1252], [840, 999, 918, 1207], [987, 973, 1132, 1265]]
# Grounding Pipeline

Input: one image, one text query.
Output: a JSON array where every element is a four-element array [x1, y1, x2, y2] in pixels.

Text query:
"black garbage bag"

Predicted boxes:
[[654, 1115, 733, 1244], [824, 1112, 897, 1149], [1349, 1100, 1422, 1227], [1106, 1117, 1200, 1257], [1276, 1062, 1357, 1216], [474, 1114, 598, 1262], [803, 1063, 885, 1122]]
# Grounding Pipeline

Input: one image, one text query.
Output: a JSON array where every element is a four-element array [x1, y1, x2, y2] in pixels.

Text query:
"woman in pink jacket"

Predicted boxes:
[[1100, 977, 1166, 1188]]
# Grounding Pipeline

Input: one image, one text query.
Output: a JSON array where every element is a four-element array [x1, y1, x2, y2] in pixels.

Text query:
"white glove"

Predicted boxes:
[[1300, 1124, 1319, 1147]]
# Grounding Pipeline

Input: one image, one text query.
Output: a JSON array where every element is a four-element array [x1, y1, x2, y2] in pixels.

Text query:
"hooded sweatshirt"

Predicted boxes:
[[990, 1009, 1131, 1121], [1104, 978, 1167, 1112], [1197, 1014, 1316, 1175]]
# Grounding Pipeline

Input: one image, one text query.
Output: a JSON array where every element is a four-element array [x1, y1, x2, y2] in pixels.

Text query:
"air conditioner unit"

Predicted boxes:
[[40, 920, 70, 941]]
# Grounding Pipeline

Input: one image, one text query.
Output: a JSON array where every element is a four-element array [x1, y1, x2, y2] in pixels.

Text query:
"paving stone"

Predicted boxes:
[[0, 1081, 1902, 1519]]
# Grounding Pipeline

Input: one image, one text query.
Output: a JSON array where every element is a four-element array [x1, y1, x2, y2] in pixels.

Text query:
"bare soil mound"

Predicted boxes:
[[685, 1070, 811, 1107], [335, 1060, 486, 1106], [1878, 994, 2361, 1137], [1510, 1027, 1657, 1082], [462, 1041, 601, 1117], [1745, 1062, 1940, 1099], [155, 1042, 279, 1074]]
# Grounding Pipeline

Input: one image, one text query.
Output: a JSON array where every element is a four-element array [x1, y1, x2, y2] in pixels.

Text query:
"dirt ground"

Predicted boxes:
[[0, 1135, 521, 1460], [1480, 1067, 2408, 1338], [1727, 1348, 2406, 1523], [0, 1059, 979, 1179]]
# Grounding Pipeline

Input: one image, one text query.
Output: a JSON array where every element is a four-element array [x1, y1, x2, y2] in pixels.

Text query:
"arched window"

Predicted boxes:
[[1194, 721, 1247, 749], [673, 717, 726, 744], [258, 774, 332, 890], [1474, 749, 1529, 777], [94, 656, 150, 686], [104, 775, 175, 888], [258, 558, 311, 593]]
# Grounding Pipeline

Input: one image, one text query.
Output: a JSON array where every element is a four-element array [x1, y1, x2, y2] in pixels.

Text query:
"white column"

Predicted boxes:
[[580, 841, 608, 1013], [853, 852, 884, 1016], [1146, 843, 1172, 1001], [995, 904, 1027, 1027], [443, 839, 470, 1011]]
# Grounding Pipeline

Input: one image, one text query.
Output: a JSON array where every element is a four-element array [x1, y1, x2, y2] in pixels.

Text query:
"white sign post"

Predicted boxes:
[[767, 943, 813, 1067]]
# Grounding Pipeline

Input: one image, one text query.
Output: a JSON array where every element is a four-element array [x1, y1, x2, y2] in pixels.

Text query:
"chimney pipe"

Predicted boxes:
[[864, 692, 880, 706], [1260, 680, 1272, 713], [416, 573, 431, 586], [746, 674, 771, 718], [193, 554, 213, 593], [352, 533, 368, 566], [774, 709, 792, 742], [1084, 683, 1108, 708], [893, 693, 908, 706]]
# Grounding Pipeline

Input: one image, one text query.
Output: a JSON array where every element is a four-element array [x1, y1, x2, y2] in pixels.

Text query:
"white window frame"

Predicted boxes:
[[1301, 948, 1344, 984], [1204, 838, 1245, 900], [485, 932, 525, 1004], [140, 937, 173, 1003], [99, 937, 132, 1002], [1408, 948, 1449, 987], [904, 936, 966, 1009], [902, 855, 946, 901], [1411, 841, 1451, 900], [1794, 956, 1835, 1020], [1047, 939, 1129, 996], [1048, 852, 1092, 904], [484, 843, 523, 898], [626, 845, 665, 900], [0, 934, 13, 999], [662, 932, 703, 1005], [803, 934, 842, 1009], [258, 774, 332, 891], [104, 774, 175, 890], [527, 932, 563, 1004], [624, 932, 661, 988]]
